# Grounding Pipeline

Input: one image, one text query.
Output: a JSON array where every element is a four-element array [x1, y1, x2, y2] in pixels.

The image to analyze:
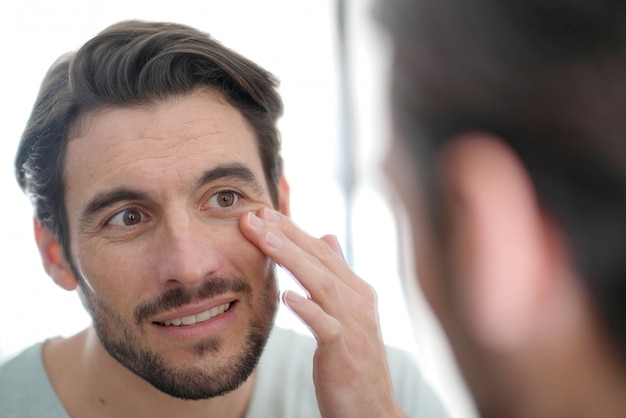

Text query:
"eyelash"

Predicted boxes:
[[104, 189, 245, 229], [204, 189, 244, 210], [106, 206, 149, 228]]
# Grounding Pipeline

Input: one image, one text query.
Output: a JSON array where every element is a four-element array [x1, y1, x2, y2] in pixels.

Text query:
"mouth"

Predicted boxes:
[[155, 302, 233, 327]]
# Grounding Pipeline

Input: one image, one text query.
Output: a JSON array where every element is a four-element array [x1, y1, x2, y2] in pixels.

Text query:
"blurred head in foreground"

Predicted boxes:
[[379, 0, 626, 416]]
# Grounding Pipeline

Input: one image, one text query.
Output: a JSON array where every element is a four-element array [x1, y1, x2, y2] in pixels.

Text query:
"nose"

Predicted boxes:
[[154, 210, 225, 288]]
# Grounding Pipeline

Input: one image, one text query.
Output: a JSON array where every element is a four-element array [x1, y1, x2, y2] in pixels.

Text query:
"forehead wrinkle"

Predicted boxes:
[[64, 90, 267, 227]]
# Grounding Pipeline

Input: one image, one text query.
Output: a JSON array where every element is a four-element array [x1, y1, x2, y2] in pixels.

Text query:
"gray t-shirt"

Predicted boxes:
[[0, 327, 449, 417]]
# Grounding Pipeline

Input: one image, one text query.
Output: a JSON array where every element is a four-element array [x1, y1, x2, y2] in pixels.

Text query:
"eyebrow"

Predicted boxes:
[[195, 163, 265, 194], [79, 163, 266, 222], [81, 189, 149, 222]]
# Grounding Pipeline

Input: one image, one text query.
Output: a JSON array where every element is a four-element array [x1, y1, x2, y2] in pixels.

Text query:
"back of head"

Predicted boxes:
[[379, 0, 626, 360], [15, 20, 283, 257]]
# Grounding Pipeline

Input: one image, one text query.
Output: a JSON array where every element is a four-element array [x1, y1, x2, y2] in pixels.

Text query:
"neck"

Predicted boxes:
[[44, 327, 256, 418]]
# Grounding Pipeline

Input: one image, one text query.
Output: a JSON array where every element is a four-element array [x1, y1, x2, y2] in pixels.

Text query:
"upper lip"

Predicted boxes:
[[150, 295, 237, 323]]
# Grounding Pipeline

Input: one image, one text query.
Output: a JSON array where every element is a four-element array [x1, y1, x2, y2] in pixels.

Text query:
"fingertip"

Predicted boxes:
[[281, 290, 319, 340], [261, 207, 282, 223], [265, 231, 284, 249], [282, 289, 306, 305], [245, 211, 265, 227]]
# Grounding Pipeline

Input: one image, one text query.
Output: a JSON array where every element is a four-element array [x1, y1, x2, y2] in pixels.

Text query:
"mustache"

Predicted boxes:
[[135, 277, 251, 323]]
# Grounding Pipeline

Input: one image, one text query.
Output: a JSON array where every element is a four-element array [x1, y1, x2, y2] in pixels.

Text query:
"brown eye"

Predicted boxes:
[[216, 191, 237, 207], [122, 209, 142, 225], [107, 208, 145, 227]]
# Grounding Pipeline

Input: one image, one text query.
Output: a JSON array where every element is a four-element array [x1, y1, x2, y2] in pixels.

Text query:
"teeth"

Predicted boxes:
[[161, 302, 231, 326]]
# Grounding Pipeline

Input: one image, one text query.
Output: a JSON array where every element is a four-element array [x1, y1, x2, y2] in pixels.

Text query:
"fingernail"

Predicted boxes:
[[262, 207, 282, 223], [265, 231, 283, 249], [247, 211, 265, 227], [282, 289, 305, 304], [281, 290, 318, 340]]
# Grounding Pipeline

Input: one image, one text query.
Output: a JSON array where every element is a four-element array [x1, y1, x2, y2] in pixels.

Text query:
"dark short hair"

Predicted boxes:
[[15, 20, 283, 257], [379, 0, 626, 356]]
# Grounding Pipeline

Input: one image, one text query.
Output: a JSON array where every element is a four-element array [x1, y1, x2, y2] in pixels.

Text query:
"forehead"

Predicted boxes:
[[63, 89, 265, 201]]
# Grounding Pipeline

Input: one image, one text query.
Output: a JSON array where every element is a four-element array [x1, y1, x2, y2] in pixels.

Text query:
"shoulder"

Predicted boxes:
[[384, 345, 450, 417], [0, 342, 69, 418], [248, 327, 319, 417], [247, 327, 449, 418], [0, 343, 46, 387]]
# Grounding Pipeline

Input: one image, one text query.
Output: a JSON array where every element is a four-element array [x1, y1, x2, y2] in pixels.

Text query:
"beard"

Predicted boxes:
[[74, 268, 278, 400]]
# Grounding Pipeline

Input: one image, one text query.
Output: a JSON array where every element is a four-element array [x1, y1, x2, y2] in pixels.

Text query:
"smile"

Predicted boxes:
[[157, 302, 232, 326]]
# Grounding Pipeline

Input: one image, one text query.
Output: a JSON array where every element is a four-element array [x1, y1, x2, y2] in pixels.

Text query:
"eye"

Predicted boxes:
[[208, 190, 241, 208], [107, 208, 147, 227]]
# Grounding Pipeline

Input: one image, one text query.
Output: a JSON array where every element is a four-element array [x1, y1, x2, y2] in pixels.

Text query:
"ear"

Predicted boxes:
[[33, 218, 78, 291], [277, 174, 291, 217], [441, 133, 561, 351]]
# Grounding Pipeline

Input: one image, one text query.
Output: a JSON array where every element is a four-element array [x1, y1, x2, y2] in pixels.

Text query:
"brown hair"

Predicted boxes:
[[15, 20, 283, 257], [379, 0, 626, 356]]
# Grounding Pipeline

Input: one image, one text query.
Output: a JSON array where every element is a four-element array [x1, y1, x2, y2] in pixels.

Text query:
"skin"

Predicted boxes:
[[35, 87, 406, 417], [384, 130, 626, 417], [240, 210, 408, 418], [36, 89, 289, 417]]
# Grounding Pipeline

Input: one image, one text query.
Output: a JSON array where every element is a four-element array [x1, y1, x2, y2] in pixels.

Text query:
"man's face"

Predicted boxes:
[[61, 89, 279, 399]]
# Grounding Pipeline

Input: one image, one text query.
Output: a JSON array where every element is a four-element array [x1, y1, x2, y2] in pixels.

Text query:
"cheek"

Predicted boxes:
[[391, 161, 447, 319], [409, 195, 458, 333], [222, 226, 273, 278], [411, 212, 438, 302], [71, 237, 152, 312], [72, 219, 273, 306]]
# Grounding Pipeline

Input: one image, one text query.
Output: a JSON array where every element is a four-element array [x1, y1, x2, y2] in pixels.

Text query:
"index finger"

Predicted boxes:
[[240, 208, 375, 301]]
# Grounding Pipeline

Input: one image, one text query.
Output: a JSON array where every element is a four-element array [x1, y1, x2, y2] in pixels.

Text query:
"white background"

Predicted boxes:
[[0, 1, 476, 417]]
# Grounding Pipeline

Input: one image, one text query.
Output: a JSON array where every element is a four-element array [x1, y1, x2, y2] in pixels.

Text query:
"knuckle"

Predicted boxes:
[[316, 272, 339, 296], [353, 281, 379, 309], [362, 282, 378, 304], [312, 238, 337, 263], [323, 317, 344, 345]]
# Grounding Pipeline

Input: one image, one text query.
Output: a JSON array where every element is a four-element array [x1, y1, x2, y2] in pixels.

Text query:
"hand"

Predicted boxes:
[[240, 208, 407, 418]]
